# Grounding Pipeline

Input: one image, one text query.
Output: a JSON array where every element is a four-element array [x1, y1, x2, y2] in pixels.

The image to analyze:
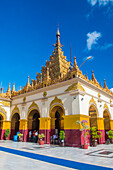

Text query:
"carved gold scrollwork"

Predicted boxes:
[[50, 96, 63, 107], [89, 97, 97, 106], [103, 103, 109, 110], [28, 101, 39, 111], [12, 105, 19, 114], [0, 101, 10, 106], [65, 83, 85, 92], [0, 106, 7, 114]]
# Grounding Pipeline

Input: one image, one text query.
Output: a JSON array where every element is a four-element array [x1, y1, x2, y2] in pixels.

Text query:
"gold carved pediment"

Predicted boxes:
[[89, 97, 97, 106], [0, 106, 7, 114], [12, 105, 19, 114], [65, 83, 85, 92], [50, 96, 63, 107], [103, 103, 109, 110], [28, 101, 39, 111]]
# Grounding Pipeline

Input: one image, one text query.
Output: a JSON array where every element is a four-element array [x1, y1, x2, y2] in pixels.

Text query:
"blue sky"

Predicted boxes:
[[0, 0, 113, 92]]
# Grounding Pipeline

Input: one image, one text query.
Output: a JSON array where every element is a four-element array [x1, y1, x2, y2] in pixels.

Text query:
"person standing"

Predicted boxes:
[[35, 131, 38, 143], [33, 130, 36, 143], [29, 130, 32, 142]]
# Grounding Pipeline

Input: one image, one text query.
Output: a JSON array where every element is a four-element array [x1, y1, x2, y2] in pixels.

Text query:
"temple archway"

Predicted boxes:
[[50, 105, 65, 141], [89, 104, 98, 128], [11, 113, 20, 139], [27, 109, 40, 135], [103, 109, 110, 141]]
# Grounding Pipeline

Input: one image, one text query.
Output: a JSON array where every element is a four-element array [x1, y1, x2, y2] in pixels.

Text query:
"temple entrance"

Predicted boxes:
[[89, 105, 98, 144], [0, 114, 4, 140], [89, 105, 98, 128], [28, 109, 40, 141], [50, 105, 65, 144], [103, 109, 110, 141], [11, 113, 20, 139]]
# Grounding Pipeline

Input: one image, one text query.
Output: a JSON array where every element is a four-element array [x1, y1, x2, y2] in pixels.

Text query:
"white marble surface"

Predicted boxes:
[[0, 141, 113, 169]]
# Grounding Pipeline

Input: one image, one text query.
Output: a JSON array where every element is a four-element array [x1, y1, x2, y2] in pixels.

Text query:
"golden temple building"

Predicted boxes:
[[0, 27, 113, 147]]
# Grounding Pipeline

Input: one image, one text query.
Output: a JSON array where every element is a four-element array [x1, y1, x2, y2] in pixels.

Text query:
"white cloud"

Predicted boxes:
[[87, 0, 113, 6], [87, 0, 98, 6], [87, 31, 102, 50]]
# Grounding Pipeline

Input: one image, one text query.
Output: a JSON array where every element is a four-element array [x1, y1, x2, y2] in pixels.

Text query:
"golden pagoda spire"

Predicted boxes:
[[20, 86, 21, 91], [12, 83, 15, 93], [104, 79, 107, 88], [7, 83, 11, 92], [92, 70, 95, 81], [26, 75, 30, 87], [74, 56, 78, 69]]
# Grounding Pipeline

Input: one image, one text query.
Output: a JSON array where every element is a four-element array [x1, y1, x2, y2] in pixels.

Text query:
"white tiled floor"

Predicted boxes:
[[0, 141, 113, 169]]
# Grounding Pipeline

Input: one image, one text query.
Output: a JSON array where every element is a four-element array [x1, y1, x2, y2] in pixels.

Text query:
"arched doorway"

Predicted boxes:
[[28, 109, 40, 141], [50, 105, 65, 144], [0, 114, 4, 139], [89, 105, 98, 128], [11, 113, 20, 139], [103, 109, 110, 141]]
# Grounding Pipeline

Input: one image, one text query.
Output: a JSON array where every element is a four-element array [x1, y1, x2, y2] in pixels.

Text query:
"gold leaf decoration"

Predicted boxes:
[[89, 97, 97, 106], [12, 105, 19, 114], [65, 83, 85, 92], [28, 101, 39, 111], [0, 106, 7, 114], [98, 93, 100, 98], [103, 103, 109, 110], [0, 101, 10, 106], [50, 96, 63, 107], [43, 92, 47, 98], [23, 97, 26, 103]]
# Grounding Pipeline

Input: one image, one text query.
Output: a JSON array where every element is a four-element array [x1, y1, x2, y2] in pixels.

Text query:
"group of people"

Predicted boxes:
[[51, 134, 59, 144], [29, 130, 38, 143]]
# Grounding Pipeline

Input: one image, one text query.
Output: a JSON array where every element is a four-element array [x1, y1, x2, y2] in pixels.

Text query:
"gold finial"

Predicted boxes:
[[31, 79, 34, 88], [27, 75, 30, 87], [12, 83, 15, 93], [56, 22, 60, 36], [104, 79, 107, 88], [92, 70, 95, 81], [7, 83, 11, 92], [1, 88, 3, 94]]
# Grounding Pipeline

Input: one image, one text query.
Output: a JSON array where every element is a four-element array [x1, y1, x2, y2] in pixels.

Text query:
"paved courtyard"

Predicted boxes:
[[0, 141, 113, 169]]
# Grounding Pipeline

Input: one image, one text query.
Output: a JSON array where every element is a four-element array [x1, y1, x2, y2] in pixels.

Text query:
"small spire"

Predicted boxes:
[[27, 75, 30, 87], [31, 79, 34, 88], [1, 88, 3, 94], [56, 23, 60, 36], [92, 70, 95, 81], [7, 83, 11, 92], [74, 56, 78, 69], [12, 83, 15, 93], [20, 86, 21, 91], [104, 79, 107, 88]]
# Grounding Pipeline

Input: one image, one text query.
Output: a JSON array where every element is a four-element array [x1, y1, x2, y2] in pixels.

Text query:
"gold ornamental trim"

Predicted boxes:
[[65, 83, 85, 92], [0, 106, 7, 114], [0, 101, 10, 107], [89, 97, 97, 106], [28, 101, 39, 111], [12, 105, 19, 114], [103, 103, 109, 110], [50, 96, 63, 107]]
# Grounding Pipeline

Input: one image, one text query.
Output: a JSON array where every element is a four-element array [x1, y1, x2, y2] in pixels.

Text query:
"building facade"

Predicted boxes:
[[0, 28, 113, 147]]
